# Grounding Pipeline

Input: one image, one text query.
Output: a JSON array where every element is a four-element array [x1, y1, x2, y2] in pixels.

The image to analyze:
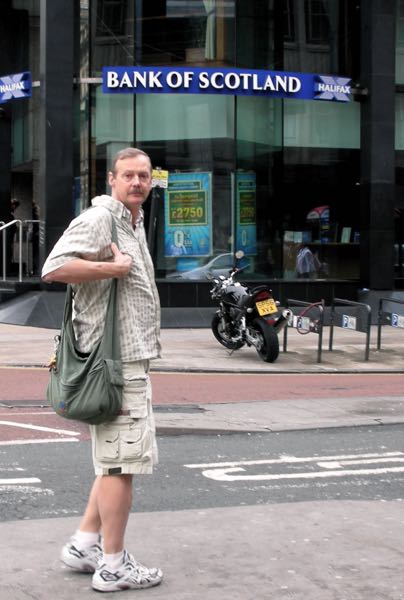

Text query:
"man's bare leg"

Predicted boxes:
[[77, 473, 133, 554], [60, 475, 105, 572], [90, 472, 162, 591], [97, 474, 133, 554], [78, 475, 102, 533]]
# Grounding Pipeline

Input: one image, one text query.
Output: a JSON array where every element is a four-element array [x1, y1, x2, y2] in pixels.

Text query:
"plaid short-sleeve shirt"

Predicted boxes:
[[42, 195, 161, 361]]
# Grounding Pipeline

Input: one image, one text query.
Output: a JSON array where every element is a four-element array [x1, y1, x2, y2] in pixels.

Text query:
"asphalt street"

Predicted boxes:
[[2, 425, 404, 521], [1, 323, 404, 599]]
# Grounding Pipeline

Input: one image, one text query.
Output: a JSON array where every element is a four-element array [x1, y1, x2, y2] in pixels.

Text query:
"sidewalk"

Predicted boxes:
[[2, 500, 403, 600], [1, 322, 404, 373], [1, 324, 404, 599]]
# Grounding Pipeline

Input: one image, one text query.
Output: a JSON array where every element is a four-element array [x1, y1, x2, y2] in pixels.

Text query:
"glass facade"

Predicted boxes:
[[2, 0, 400, 297], [70, 0, 362, 283], [397, 1, 404, 277], [397, 0, 404, 83], [5, 0, 40, 276]]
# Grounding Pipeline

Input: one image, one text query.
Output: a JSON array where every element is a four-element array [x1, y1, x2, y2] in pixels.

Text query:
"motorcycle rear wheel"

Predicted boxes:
[[252, 317, 279, 363], [211, 313, 244, 350]]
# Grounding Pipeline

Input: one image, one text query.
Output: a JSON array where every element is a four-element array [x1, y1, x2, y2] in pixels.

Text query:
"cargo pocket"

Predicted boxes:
[[94, 426, 120, 462], [120, 423, 148, 461], [122, 376, 149, 419]]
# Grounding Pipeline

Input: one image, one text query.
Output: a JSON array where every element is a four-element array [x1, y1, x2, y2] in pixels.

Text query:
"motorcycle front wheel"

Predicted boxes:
[[252, 317, 279, 363], [211, 313, 244, 350]]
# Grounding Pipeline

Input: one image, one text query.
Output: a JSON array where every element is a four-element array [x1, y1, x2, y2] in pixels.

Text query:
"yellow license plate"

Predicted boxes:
[[256, 298, 277, 316]]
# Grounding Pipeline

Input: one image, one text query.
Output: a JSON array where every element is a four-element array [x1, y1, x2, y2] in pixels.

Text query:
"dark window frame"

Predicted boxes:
[[304, 0, 330, 45], [95, 0, 126, 37]]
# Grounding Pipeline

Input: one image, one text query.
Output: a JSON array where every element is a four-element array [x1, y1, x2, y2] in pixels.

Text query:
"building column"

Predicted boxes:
[[360, 0, 396, 289], [39, 0, 75, 265], [0, 1, 14, 224]]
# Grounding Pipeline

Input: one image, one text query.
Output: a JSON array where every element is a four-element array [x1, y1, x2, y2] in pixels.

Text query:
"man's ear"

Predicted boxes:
[[107, 171, 114, 187]]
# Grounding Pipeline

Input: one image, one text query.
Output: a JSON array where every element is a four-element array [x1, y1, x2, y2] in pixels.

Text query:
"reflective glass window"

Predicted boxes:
[[397, 0, 404, 83], [304, 0, 330, 44], [86, 0, 360, 282]]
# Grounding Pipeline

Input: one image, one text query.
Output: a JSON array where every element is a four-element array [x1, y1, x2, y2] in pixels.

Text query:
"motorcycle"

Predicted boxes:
[[209, 252, 292, 363]]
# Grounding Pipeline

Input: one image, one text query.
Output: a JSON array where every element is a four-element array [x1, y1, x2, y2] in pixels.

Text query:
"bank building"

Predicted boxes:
[[0, 1, 402, 326]]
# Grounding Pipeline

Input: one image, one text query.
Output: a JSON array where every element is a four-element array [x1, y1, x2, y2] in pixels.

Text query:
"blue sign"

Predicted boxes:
[[234, 172, 257, 256], [0, 71, 32, 104], [102, 67, 351, 102], [164, 172, 212, 257], [391, 313, 404, 328], [314, 75, 351, 102], [342, 315, 357, 330]]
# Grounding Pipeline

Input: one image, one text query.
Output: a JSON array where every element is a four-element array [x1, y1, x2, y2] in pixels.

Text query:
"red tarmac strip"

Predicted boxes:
[[1, 367, 403, 405]]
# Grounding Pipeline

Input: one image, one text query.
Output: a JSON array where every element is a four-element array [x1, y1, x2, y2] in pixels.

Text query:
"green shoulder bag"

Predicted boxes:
[[47, 216, 124, 424]]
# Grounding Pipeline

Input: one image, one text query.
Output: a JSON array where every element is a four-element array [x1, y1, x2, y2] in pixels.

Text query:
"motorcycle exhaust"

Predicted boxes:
[[273, 309, 293, 334]]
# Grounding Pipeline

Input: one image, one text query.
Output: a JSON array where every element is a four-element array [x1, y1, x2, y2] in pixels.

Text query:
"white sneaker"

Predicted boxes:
[[61, 537, 102, 573], [92, 550, 163, 592]]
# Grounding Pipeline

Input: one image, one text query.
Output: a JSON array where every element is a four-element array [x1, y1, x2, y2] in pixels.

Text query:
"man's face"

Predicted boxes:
[[108, 155, 152, 214]]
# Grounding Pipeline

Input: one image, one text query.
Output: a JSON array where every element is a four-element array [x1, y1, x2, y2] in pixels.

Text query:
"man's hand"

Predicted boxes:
[[110, 242, 132, 277]]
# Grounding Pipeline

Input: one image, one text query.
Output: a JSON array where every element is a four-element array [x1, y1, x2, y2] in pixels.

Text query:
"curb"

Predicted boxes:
[[1, 363, 404, 374], [155, 418, 404, 436]]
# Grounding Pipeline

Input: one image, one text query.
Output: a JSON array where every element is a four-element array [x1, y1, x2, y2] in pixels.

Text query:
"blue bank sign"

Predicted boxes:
[[0, 71, 32, 104], [102, 66, 351, 102]]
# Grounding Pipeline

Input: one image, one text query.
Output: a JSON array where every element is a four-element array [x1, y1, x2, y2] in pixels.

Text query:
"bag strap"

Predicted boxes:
[[103, 211, 120, 359], [63, 209, 121, 360], [110, 213, 118, 246]]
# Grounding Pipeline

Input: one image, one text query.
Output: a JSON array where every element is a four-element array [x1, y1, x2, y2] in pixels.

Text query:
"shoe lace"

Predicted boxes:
[[122, 551, 158, 580], [88, 543, 103, 562]]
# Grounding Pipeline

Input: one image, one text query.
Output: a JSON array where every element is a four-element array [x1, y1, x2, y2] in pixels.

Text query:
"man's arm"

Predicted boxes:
[[42, 243, 132, 284]]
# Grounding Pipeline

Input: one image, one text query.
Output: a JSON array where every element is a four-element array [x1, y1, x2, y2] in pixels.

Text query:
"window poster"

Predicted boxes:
[[164, 172, 212, 257], [232, 171, 257, 256]]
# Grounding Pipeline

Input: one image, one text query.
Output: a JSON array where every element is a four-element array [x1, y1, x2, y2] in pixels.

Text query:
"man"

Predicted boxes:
[[0, 199, 19, 275], [296, 243, 318, 279], [42, 147, 162, 592]]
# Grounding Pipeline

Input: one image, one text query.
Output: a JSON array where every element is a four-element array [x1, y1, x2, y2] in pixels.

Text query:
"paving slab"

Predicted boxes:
[[1, 323, 404, 373], [155, 395, 404, 434], [1, 500, 403, 600]]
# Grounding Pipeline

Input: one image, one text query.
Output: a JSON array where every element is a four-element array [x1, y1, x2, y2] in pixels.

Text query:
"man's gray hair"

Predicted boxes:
[[110, 147, 152, 174]]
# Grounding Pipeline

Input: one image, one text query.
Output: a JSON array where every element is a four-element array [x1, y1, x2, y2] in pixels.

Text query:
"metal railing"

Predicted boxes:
[[0, 219, 40, 282], [1, 220, 23, 282], [283, 299, 325, 363], [329, 298, 372, 361], [23, 220, 40, 276], [377, 297, 404, 350]]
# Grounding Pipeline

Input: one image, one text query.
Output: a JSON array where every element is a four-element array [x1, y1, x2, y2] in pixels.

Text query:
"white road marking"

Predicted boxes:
[[0, 420, 79, 436], [0, 486, 52, 495], [0, 467, 26, 471], [184, 451, 404, 469], [0, 477, 41, 485], [0, 438, 79, 446], [317, 457, 404, 469], [185, 451, 404, 482], [201, 465, 404, 482]]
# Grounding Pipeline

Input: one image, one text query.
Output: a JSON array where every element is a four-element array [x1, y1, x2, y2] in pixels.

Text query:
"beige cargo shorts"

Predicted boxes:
[[90, 360, 158, 476]]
